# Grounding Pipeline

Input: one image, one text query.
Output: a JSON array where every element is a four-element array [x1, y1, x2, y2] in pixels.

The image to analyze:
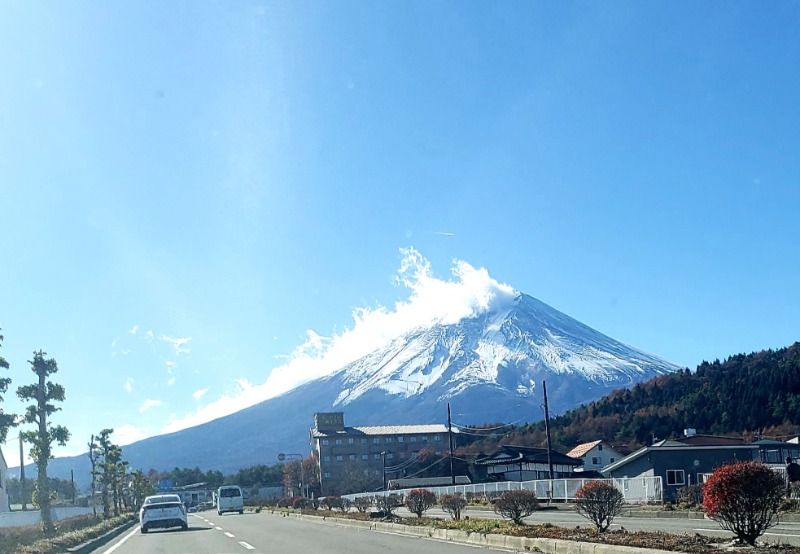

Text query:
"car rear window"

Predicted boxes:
[[220, 488, 241, 498]]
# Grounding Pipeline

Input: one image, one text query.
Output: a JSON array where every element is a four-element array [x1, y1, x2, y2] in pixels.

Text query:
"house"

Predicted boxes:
[[566, 440, 622, 473], [475, 445, 583, 481], [602, 433, 757, 501], [310, 412, 458, 494], [0, 445, 8, 512]]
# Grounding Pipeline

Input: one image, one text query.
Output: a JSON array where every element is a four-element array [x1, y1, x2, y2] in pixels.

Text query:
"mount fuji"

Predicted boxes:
[[42, 292, 681, 484]]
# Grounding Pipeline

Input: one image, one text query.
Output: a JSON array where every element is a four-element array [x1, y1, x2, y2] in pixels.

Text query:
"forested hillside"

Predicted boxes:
[[457, 342, 800, 455]]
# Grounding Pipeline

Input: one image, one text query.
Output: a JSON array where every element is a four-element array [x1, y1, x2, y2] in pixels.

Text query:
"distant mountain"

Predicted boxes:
[[475, 342, 800, 454], [35, 292, 680, 488]]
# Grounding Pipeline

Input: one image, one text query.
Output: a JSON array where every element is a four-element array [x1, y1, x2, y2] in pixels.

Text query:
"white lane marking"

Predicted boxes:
[[209, 521, 216, 526], [239, 541, 256, 550], [225, 532, 235, 538], [215, 526, 223, 530], [101, 525, 140, 554]]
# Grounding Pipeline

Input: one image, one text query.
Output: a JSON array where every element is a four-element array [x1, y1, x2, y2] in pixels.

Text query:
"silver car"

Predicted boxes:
[[140, 494, 188, 533]]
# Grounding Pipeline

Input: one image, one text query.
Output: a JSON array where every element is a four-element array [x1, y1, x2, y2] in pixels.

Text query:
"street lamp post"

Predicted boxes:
[[278, 453, 305, 497], [381, 451, 387, 492]]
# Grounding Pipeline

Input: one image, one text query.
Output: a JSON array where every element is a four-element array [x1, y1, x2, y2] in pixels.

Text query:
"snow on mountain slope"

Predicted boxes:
[[329, 293, 680, 412]]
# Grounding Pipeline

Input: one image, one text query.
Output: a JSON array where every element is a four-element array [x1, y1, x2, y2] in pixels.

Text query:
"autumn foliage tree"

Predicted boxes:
[[702, 461, 786, 546], [440, 493, 467, 520], [574, 481, 625, 532], [493, 489, 538, 524], [405, 488, 436, 518]]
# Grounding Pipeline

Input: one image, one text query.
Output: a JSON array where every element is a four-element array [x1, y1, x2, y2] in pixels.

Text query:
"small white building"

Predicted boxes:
[[0, 446, 9, 512], [566, 440, 622, 473]]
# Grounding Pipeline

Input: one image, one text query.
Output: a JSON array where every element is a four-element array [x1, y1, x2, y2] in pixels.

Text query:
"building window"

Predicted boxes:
[[592, 457, 601, 465], [434, 435, 441, 442], [397, 436, 404, 443], [386, 437, 393, 443], [387, 453, 394, 459], [335, 439, 343, 445], [349, 454, 356, 461], [410, 436, 417, 443], [399, 452, 406, 459], [666, 470, 685, 486], [348, 438, 355, 444], [598, 444, 603, 451], [321, 439, 329, 446], [421, 436, 428, 442], [374, 453, 381, 460], [336, 455, 343, 462], [323, 456, 330, 462], [324, 472, 331, 478], [361, 454, 369, 460], [609, 458, 615, 463], [361, 438, 368, 444], [373, 438, 381, 444]]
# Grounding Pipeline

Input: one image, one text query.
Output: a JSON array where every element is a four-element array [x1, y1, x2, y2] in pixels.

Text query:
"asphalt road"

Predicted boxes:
[[86, 507, 800, 553], [86, 511, 510, 554]]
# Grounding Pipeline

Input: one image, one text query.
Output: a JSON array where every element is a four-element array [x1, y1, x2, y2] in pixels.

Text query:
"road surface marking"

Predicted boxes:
[[225, 532, 235, 538], [216, 526, 223, 530], [239, 541, 256, 550], [101, 526, 139, 554]]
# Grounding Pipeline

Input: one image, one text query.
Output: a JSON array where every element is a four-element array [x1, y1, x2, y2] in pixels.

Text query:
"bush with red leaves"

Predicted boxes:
[[574, 481, 625, 532], [702, 460, 785, 546], [405, 489, 437, 518]]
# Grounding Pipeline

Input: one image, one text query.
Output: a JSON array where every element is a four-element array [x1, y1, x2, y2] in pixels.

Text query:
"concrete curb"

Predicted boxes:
[[272, 511, 677, 554], [66, 519, 137, 554]]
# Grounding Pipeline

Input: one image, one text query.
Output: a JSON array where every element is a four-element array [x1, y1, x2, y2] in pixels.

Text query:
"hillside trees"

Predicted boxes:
[[17, 351, 71, 533], [465, 343, 800, 453]]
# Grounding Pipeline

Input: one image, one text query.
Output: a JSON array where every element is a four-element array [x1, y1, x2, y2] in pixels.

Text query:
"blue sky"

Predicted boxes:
[[1, 2, 798, 465]]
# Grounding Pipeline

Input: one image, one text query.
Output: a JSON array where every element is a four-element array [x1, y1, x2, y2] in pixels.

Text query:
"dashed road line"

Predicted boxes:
[[239, 541, 256, 550], [225, 531, 235, 538]]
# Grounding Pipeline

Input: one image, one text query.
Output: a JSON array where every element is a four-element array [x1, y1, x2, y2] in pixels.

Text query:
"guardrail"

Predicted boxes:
[[343, 476, 663, 504]]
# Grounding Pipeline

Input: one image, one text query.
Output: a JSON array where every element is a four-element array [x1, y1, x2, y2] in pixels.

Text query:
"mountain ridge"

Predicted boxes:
[[26, 292, 680, 487]]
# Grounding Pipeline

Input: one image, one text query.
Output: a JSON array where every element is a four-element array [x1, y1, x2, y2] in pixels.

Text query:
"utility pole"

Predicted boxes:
[[543, 381, 554, 480], [19, 431, 27, 511], [448, 403, 455, 485]]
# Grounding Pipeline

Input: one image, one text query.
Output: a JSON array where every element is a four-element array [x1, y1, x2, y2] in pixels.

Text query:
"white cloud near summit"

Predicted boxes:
[[160, 247, 517, 434]]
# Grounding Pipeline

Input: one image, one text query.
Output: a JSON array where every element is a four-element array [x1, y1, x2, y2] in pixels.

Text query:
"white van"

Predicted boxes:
[[216, 485, 244, 515]]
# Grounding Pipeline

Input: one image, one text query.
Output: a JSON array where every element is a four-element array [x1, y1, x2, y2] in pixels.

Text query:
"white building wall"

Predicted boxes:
[[579, 444, 621, 472], [0, 447, 9, 512]]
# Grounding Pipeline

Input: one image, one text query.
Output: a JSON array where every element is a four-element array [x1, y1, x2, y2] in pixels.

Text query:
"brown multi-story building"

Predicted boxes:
[[310, 412, 457, 493]]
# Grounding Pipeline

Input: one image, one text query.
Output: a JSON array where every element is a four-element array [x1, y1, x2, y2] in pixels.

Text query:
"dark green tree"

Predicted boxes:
[[17, 351, 70, 533], [96, 428, 118, 518], [0, 328, 15, 441]]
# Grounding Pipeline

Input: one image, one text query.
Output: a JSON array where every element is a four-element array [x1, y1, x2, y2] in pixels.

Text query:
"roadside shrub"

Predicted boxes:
[[353, 496, 372, 513], [292, 497, 308, 510], [675, 483, 704, 508], [321, 496, 342, 511], [405, 489, 437, 518], [440, 493, 467, 520], [574, 481, 624, 532], [702, 460, 785, 546], [493, 489, 538, 525], [338, 497, 354, 513], [375, 494, 404, 518], [276, 497, 292, 508]]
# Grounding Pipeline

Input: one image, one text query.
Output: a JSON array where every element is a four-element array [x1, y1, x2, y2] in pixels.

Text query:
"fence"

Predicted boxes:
[[344, 476, 663, 504], [0, 506, 94, 528]]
